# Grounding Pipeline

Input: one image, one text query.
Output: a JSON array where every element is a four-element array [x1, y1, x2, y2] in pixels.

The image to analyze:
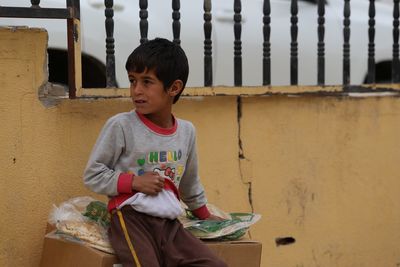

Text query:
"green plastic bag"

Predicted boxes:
[[180, 205, 261, 240]]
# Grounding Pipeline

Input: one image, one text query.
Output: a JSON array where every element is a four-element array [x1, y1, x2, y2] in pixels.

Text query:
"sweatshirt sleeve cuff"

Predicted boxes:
[[117, 173, 134, 194], [191, 205, 211, 220]]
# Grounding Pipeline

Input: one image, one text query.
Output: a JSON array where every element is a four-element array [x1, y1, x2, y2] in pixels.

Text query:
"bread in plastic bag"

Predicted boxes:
[[178, 203, 261, 241], [47, 196, 113, 254]]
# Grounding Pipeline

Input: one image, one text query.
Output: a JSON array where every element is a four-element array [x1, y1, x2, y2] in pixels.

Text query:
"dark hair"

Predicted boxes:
[[125, 38, 189, 103]]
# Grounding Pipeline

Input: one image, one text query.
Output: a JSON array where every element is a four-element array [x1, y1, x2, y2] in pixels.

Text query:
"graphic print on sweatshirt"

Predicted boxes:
[[135, 149, 185, 185]]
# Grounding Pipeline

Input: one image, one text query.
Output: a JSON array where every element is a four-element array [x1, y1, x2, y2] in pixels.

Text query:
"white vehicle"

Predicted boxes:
[[0, 0, 395, 87]]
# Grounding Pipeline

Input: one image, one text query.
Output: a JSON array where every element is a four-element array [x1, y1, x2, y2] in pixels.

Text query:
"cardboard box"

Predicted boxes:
[[205, 240, 262, 267], [40, 235, 262, 267], [40, 236, 118, 267]]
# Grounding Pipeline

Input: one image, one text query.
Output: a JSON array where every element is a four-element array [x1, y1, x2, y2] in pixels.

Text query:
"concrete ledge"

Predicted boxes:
[[77, 84, 400, 98]]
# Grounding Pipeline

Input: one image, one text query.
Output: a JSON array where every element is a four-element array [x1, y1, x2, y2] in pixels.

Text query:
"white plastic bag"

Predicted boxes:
[[47, 196, 113, 254], [119, 189, 184, 220]]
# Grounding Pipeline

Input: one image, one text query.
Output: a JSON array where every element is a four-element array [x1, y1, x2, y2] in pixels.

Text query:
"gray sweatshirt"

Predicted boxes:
[[83, 110, 208, 213]]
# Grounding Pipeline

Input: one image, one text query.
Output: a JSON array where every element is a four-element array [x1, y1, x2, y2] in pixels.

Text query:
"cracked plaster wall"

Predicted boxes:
[[240, 96, 400, 267]]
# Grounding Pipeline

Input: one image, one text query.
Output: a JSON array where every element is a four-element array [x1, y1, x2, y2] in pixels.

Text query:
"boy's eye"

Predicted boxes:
[[129, 79, 136, 84]]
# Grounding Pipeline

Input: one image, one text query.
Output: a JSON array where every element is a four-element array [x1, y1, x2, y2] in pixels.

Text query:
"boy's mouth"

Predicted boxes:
[[135, 100, 146, 104]]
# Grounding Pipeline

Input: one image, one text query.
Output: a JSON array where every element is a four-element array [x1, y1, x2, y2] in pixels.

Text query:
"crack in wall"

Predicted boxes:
[[237, 96, 254, 213]]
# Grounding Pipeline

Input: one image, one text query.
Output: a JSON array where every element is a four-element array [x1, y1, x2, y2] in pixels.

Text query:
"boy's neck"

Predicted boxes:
[[141, 112, 174, 129]]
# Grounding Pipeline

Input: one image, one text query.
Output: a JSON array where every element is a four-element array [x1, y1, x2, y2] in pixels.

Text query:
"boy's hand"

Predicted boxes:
[[132, 172, 165, 196]]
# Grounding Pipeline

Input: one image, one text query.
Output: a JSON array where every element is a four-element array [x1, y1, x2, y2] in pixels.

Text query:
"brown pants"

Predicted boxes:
[[109, 206, 227, 267]]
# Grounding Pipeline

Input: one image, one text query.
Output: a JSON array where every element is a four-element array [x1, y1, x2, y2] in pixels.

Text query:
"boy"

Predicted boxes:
[[83, 38, 227, 267]]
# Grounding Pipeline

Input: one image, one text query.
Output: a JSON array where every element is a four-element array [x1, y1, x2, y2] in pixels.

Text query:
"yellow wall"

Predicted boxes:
[[1, 27, 400, 267]]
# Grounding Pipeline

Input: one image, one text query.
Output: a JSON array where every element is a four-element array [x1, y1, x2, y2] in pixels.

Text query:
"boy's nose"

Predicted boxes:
[[131, 84, 142, 95]]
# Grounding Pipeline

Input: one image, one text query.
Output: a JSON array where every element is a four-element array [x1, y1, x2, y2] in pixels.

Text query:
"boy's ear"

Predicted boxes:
[[168, 80, 184, 97]]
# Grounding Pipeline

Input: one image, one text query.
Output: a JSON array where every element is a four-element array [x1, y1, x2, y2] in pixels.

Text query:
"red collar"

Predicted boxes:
[[136, 111, 177, 135]]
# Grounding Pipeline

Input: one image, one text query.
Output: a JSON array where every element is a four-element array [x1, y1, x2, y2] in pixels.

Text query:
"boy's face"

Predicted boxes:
[[128, 68, 181, 118]]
